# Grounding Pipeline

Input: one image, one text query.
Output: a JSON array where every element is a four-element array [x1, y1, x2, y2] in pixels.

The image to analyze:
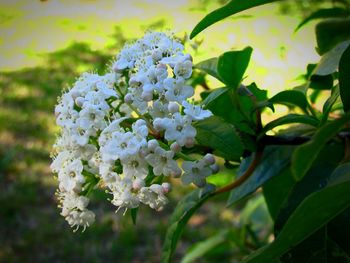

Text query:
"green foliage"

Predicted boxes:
[[161, 187, 215, 263], [292, 114, 350, 181], [268, 90, 309, 113], [194, 116, 244, 161], [190, 0, 280, 39], [339, 44, 350, 112], [227, 146, 294, 207]]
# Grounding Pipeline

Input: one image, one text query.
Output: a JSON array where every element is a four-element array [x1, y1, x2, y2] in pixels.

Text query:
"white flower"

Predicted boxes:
[[58, 158, 85, 192], [138, 184, 168, 211], [163, 113, 196, 146], [164, 77, 194, 103], [181, 160, 212, 187], [174, 60, 192, 79], [145, 146, 181, 176], [182, 101, 212, 120], [122, 155, 148, 180]]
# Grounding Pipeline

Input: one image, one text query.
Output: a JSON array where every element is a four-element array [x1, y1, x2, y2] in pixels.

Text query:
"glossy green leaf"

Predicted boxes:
[[190, 0, 280, 39], [161, 188, 214, 263], [195, 57, 223, 82], [313, 40, 350, 76], [339, 43, 350, 112], [269, 90, 308, 112], [261, 114, 319, 135], [243, 180, 350, 263], [316, 18, 350, 55], [295, 7, 350, 32], [195, 116, 244, 161], [217, 47, 253, 89], [292, 114, 350, 181], [181, 230, 229, 263], [202, 87, 229, 108], [227, 146, 294, 206]]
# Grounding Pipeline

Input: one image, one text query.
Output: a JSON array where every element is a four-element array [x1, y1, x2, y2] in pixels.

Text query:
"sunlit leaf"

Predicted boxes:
[[217, 47, 253, 89], [195, 57, 223, 82], [190, 0, 280, 39]]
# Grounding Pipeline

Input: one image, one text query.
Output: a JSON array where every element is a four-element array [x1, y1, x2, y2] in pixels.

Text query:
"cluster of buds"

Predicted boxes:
[[51, 32, 218, 231]]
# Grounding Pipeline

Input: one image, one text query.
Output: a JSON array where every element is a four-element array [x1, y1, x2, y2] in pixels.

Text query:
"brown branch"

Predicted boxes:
[[213, 148, 264, 195]]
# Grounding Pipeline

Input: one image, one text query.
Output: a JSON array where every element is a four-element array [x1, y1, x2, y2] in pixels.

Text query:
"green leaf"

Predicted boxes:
[[161, 188, 214, 263], [339, 43, 350, 112], [263, 168, 295, 221], [292, 114, 350, 181], [195, 116, 244, 161], [181, 230, 229, 263], [217, 47, 253, 89], [227, 146, 294, 207], [309, 74, 334, 90], [194, 57, 223, 82], [295, 7, 350, 32], [243, 180, 350, 262], [202, 87, 229, 108], [313, 40, 350, 76], [316, 18, 350, 55], [322, 85, 340, 123], [130, 207, 138, 225], [328, 162, 350, 186], [190, 0, 280, 39], [269, 90, 309, 112], [261, 114, 319, 135]]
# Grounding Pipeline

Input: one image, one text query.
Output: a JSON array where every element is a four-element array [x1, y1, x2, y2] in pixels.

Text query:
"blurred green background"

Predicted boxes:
[[0, 0, 327, 262]]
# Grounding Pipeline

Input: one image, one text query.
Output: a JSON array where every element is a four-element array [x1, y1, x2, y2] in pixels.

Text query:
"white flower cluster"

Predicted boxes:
[[51, 32, 216, 231]]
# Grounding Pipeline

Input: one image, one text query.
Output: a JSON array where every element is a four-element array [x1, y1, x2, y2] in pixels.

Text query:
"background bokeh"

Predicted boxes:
[[0, 0, 325, 262]]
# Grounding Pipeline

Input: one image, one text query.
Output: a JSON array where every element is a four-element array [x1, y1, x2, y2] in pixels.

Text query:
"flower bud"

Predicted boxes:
[[133, 178, 145, 190], [210, 164, 220, 174], [124, 93, 133, 104], [148, 139, 159, 151], [203, 153, 215, 165], [75, 97, 85, 107], [185, 137, 195, 148], [168, 102, 179, 113], [162, 182, 171, 194], [170, 142, 181, 153], [141, 90, 153, 101]]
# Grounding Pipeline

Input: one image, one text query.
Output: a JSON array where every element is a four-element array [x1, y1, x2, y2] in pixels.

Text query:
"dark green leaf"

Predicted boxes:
[[181, 230, 229, 263], [328, 162, 350, 186], [322, 85, 340, 123], [195, 116, 244, 161], [161, 188, 214, 263], [276, 143, 344, 233], [261, 114, 319, 135], [217, 47, 253, 89], [227, 146, 294, 206], [263, 168, 295, 221], [130, 207, 138, 225], [339, 43, 350, 112], [292, 114, 350, 181], [313, 40, 350, 76], [316, 18, 350, 55], [295, 7, 350, 32], [269, 90, 308, 112], [190, 0, 280, 39], [243, 181, 350, 262], [309, 74, 334, 90], [194, 57, 223, 82]]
